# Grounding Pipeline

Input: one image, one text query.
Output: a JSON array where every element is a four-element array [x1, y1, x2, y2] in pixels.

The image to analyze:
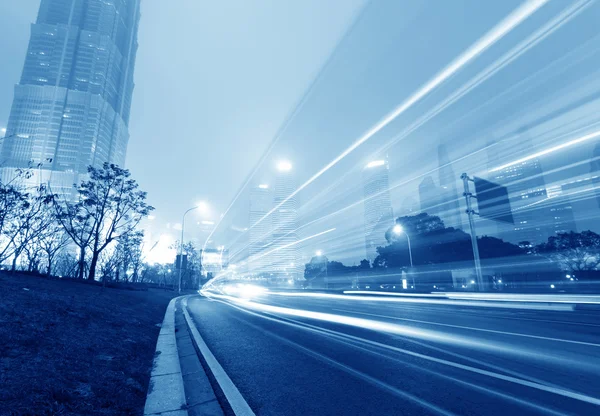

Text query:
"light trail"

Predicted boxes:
[[332, 308, 600, 347], [217, 299, 578, 414], [367, 0, 591, 161], [201, 2, 371, 251], [248, 0, 549, 234], [202, 293, 600, 387], [489, 129, 600, 172]]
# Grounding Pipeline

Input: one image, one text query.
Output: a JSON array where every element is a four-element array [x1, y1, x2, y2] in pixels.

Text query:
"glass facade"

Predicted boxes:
[[363, 159, 393, 262], [1, 0, 141, 193]]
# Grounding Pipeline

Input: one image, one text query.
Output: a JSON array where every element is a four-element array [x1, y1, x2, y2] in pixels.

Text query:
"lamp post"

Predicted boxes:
[[393, 224, 414, 289], [316, 250, 328, 289], [392, 224, 413, 267], [178, 202, 208, 294]]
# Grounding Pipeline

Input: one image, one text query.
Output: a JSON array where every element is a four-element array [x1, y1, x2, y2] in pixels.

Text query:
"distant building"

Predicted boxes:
[[248, 184, 273, 274], [400, 196, 419, 216], [437, 144, 462, 229], [271, 161, 299, 279], [545, 184, 577, 235], [487, 131, 556, 245], [363, 159, 394, 262], [0, 0, 141, 195], [418, 176, 441, 217]]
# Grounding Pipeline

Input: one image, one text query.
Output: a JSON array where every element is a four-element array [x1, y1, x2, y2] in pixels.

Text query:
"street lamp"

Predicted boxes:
[[392, 224, 413, 267], [316, 250, 328, 289], [177, 202, 209, 294]]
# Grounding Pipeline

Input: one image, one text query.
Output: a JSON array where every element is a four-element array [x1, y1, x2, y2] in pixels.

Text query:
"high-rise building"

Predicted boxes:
[[0, 0, 141, 194], [363, 159, 393, 262], [418, 176, 441, 217], [437, 144, 462, 229], [248, 183, 273, 275], [399, 196, 418, 217], [545, 184, 577, 235], [271, 161, 299, 279], [487, 131, 554, 245]]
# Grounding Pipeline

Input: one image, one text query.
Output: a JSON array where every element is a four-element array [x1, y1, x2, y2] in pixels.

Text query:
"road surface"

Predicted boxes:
[[185, 291, 600, 415]]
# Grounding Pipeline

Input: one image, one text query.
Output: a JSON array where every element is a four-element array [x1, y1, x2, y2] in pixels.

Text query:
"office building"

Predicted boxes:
[[271, 161, 299, 279], [487, 132, 555, 245], [248, 183, 273, 275], [419, 176, 441, 217], [363, 159, 394, 262], [0, 0, 141, 195], [437, 144, 462, 229]]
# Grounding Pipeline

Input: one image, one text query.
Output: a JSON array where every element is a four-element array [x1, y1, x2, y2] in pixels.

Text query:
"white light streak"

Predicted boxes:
[[365, 160, 385, 169], [250, 0, 549, 233], [490, 129, 600, 172]]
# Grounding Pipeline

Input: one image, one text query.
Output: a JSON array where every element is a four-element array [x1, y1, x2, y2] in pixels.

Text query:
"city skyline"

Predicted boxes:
[[1, 1, 599, 268]]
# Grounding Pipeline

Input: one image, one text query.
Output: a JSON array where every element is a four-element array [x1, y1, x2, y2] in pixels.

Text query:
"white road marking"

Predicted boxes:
[[182, 297, 255, 416]]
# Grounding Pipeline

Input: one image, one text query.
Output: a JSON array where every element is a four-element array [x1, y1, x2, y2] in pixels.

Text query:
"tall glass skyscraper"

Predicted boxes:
[[437, 144, 462, 230], [363, 159, 393, 262], [248, 183, 273, 275], [271, 161, 300, 280], [0, 0, 141, 194]]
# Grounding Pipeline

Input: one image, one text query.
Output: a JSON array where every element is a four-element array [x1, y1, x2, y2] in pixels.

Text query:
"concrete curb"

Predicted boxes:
[[144, 296, 188, 416], [182, 297, 256, 416]]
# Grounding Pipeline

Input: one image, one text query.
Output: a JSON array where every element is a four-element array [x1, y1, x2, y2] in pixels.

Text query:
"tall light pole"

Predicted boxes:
[[178, 202, 208, 294], [316, 250, 328, 289], [393, 224, 414, 289], [393, 224, 413, 267]]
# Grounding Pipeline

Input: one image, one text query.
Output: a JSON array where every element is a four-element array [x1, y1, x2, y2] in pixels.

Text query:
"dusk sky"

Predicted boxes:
[[2, 0, 600, 265]]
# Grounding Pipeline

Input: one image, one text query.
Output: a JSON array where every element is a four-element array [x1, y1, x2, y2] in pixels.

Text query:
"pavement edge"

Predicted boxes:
[[182, 297, 256, 416], [144, 296, 188, 416]]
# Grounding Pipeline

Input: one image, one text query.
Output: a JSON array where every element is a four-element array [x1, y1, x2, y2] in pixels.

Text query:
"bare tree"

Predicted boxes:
[[1, 185, 54, 270], [37, 221, 70, 276], [55, 163, 153, 280]]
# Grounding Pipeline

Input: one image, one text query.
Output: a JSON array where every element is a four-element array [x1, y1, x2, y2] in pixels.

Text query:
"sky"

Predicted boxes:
[[2, 0, 600, 266]]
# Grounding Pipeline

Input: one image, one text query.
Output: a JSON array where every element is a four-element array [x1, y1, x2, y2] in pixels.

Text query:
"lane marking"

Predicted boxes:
[[332, 308, 600, 348], [225, 305, 457, 416], [209, 296, 600, 407], [182, 297, 255, 416]]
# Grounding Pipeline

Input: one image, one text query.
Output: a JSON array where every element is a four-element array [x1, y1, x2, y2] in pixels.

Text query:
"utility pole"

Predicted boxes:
[[461, 173, 484, 291]]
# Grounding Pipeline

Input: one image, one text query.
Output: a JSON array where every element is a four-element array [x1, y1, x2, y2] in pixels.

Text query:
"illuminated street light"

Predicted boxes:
[[316, 250, 323, 257], [392, 224, 413, 268], [277, 160, 292, 172], [258, 184, 269, 189], [177, 202, 210, 294]]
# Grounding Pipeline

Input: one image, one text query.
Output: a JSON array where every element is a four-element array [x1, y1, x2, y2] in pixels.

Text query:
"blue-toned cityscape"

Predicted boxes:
[[1, 1, 600, 415]]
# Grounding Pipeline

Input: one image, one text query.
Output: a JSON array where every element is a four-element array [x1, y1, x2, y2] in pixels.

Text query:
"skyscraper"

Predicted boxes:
[[418, 176, 441, 217], [438, 144, 462, 229], [271, 161, 299, 280], [0, 0, 141, 194], [363, 159, 393, 262], [248, 183, 273, 275], [487, 131, 554, 245]]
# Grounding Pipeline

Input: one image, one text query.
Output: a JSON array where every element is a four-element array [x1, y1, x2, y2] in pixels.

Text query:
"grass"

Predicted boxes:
[[0, 272, 178, 415]]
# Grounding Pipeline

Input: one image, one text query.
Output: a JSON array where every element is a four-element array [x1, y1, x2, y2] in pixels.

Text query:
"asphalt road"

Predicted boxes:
[[186, 292, 600, 415]]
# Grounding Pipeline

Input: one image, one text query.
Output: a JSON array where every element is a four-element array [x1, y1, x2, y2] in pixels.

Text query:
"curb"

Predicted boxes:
[[144, 296, 188, 416], [182, 297, 256, 416]]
